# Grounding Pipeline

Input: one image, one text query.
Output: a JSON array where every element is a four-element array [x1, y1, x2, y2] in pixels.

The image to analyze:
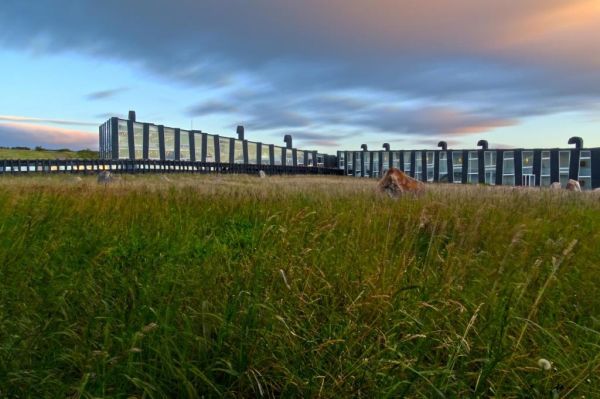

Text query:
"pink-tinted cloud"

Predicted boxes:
[[0, 122, 97, 150]]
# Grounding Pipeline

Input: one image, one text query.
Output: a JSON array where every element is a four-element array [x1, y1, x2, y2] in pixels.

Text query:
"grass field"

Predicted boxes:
[[0, 148, 98, 160], [0, 174, 599, 398]]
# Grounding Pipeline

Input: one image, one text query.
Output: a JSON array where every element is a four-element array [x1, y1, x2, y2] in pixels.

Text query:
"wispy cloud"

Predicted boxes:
[[85, 87, 128, 101], [0, 122, 97, 149], [0, 115, 97, 127]]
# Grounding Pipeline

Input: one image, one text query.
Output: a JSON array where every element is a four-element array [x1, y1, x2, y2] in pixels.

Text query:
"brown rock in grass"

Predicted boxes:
[[378, 167, 425, 198], [550, 182, 562, 190]]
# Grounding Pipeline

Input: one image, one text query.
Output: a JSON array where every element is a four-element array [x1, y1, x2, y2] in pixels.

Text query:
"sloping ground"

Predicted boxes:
[[0, 148, 98, 160], [0, 175, 599, 397]]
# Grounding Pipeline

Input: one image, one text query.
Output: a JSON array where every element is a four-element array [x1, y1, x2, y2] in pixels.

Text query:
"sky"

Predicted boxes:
[[0, 0, 599, 152]]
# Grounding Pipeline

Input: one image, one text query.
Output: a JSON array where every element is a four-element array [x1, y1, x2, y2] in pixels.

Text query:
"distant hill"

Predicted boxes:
[[0, 147, 99, 160]]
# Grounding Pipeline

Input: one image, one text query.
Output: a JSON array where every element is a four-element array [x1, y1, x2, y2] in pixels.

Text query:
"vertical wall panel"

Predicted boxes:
[[532, 150, 541, 186], [569, 149, 581, 181], [158, 125, 166, 161], [514, 150, 523, 186], [143, 124, 149, 159]]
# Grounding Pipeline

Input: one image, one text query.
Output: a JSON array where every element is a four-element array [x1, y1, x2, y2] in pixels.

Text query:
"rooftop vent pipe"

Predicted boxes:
[[477, 140, 489, 150], [383, 143, 390, 151], [284, 134, 293, 149], [568, 136, 583, 149], [361, 144, 368, 151], [437, 141, 447, 151], [236, 125, 245, 141], [128, 110, 136, 122]]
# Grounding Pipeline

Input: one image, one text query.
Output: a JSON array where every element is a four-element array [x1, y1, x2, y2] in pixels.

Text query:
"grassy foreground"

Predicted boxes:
[[0, 175, 599, 398]]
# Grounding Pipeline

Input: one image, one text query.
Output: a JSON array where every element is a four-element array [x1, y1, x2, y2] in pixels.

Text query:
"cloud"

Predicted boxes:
[[186, 101, 237, 116], [0, 115, 97, 127], [0, 122, 97, 150], [1, 1, 600, 148], [85, 87, 128, 100]]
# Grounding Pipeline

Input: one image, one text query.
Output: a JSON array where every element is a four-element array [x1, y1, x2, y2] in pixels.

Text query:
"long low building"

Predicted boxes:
[[99, 112, 337, 168], [337, 139, 600, 189], [99, 111, 599, 189]]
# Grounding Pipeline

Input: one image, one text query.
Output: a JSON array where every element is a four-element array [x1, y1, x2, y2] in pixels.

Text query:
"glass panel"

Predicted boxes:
[[382, 152, 389, 172], [355, 152, 362, 176], [392, 152, 400, 169], [559, 151, 570, 187], [452, 152, 463, 183], [247, 142, 258, 164], [502, 151, 515, 186], [403, 151, 412, 172], [467, 151, 478, 183], [180, 130, 190, 161], [273, 146, 283, 165], [148, 125, 160, 160], [364, 152, 371, 177], [484, 151, 496, 185], [261, 145, 270, 165], [372, 152, 379, 177], [579, 150, 591, 190], [206, 135, 216, 162], [194, 133, 203, 161], [307, 152, 314, 167], [286, 149, 293, 166], [522, 151, 533, 175], [339, 152, 345, 169], [540, 151, 551, 186], [439, 151, 448, 182], [133, 122, 143, 159], [118, 120, 129, 159], [163, 128, 176, 160], [297, 150, 304, 166], [219, 137, 231, 163], [426, 151, 434, 182], [234, 140, 244, 164], [414, 152, 422, 180]]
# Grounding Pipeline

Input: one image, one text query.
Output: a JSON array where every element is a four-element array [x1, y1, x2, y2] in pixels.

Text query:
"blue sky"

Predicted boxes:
[[1, 0, 599, 152]]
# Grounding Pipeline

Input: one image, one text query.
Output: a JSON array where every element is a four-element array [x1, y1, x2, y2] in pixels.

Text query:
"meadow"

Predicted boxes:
[[0, 148, 98, 160], [0, 174, 599, 398]]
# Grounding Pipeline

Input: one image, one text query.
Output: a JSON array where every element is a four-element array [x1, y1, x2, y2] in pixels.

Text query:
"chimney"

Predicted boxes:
[[128, 110, 136, 122], [236, 125, 245, 140], [361, 144, 368, 151], [284, 134, 293, 149], [568, 136, 583, 149], [437, 141, 447, 151], [382, 143, 390, 151], [477, 140, 489, 150]]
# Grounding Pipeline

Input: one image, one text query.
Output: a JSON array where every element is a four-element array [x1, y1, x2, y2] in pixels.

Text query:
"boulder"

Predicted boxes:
[[550, 182, 561, 190], [377, 167, 425, 198], [565, 179, 581, 192], [258, 170, 267, 178]]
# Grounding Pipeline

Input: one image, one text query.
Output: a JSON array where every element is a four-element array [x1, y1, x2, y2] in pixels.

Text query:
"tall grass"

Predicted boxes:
[[0, 174, 599, 397]]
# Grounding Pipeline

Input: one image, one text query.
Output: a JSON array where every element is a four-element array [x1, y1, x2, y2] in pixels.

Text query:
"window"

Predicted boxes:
[[468, 151, 478, 183], [133, 122, 143, 159], [403, 151, 412, 173], [286, 149, 294, 166], [339, 152, 345, 169], [355, 152, 362, 176], [364, 152, 371, 177], [219, 137, 231, 163], [559, 150, 570, 187], [540, 151, 551, 186], [247, 142, 258, 164], [118, 120, 129, 159], [234, 140, 244, 164], [347, 152, 353, 174], [452, 152, 463, 183], [273, 146, 283, 165], [414, 152, 422, 180], [484, 151, 496, 185], [372, 152, 379, 177], [579, 150, 591, 189], [163, 128, 176, 160], [382, 152, 389, 173], [261, 145, 271, 165], [426, 151, 434, 182], [194, 133, 203, 162], [297, 150, 305, 166], [521, 150, 534, 185], [439, 151, 448, 182], [392, 152, 401, 169], [180, 130, 190, 161], [206, 135, 216, 162], [502, 151, 515, 186], [148, 125, 160, 160], [307, 152, 314, 167]]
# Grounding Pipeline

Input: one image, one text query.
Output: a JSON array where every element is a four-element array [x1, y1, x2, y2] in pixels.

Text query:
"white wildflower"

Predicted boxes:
[[537, 358, 552, 371]]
